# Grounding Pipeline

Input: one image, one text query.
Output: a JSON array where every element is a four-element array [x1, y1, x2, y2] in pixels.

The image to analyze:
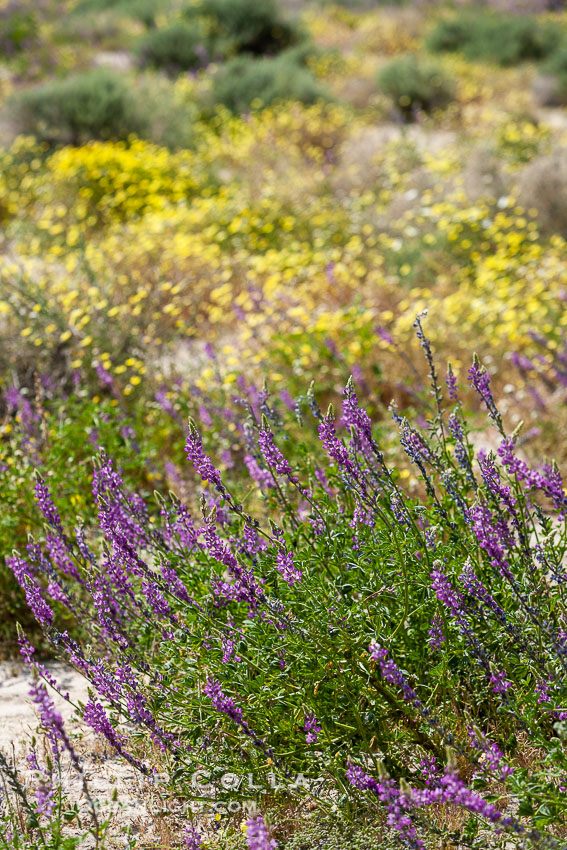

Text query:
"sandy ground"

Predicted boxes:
[[0, 661, 160, 845]]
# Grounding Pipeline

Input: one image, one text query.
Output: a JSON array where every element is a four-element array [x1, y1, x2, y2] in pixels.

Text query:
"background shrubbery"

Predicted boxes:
[[13, 69, 147, 146], [4, 0, 567, 847], [427, 11, 564, 65], [211, 51, 329, 112], [377, 53, 455, 119]]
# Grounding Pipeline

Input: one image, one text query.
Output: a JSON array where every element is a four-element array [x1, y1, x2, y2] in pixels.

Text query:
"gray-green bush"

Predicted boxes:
[[427, 12, 563, 66], [136, 20, 210, 73], [211, 52, 329, 113], [73, 0, 169, 28], [186, 0, 301, 57], [13, 69, 147, 146], [377, 54, 455, 120]]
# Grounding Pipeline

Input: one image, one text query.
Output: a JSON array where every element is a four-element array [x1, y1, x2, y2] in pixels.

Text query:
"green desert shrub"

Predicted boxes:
[[13, 69, 194, 148], [427, 13, 563, 67], [377, 54, 455, 120], [186, 0, 302, 57], [0, 4, 38, 54], [543, 44, 567, 84], [133, 73, 195, 148], [137, 20, 210, 72], [426, 15, 472, 55], [13, 69, 148, 146], [73, 0, 170, 27], [211, 52, 329, 113]]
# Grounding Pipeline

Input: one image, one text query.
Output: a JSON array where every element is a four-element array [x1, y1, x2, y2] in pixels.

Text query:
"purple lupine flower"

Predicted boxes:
[[184, 825, 203, 849], [427, 614, 445, 649], [346, 762, 423, 849], [34, 475, 63, 531], [459, 561, 506, 622], [511, 351, 534, 373], [4, 385, 20, 409], [185, 420, 224, 490], [350, 503, 376, 530], [9, 556, 54, 628], [478, 451, 517, 511], [398, 421, 432, 466], [445, 364, 458, 401], [489, 670, 512, 695], [468, 503, 513, 578], [29, 681, 77, 766], [468, 729, 513, 781], [275, 550, 302, 586], [430, 564, 463, 615], [376, 326, 394, 345], [447, 413, 474, 481], [203, 677, 277, 763], [342, 377, 373, 448], [221, 620, 242, 664], [499, 437, 567, 520], [257, 425, 295, 479], [35, 777, 55, 819], [536, 678, 551, 704], [95, 363, 113, 387], [245, 815, 278, 849], [303, 712, 321, 744], [236, 524, 268, 558], [162, 500, 197, 551], [318, 409, 357, 478], [45, 534, 81, 581], [204, 678, 243, 724], [309, 515, 326, 535], [198, 405, 212, 427], [203, 522, 262, 612], [410, 771, 508, 826], [83, 700, 147, 773], [279, 388, 295, 412], [244, 453, 274, 489], [418, 756, 440, 787], [369, 641, 422, 707], [468, 357, 501, 427], [155, 388, 181, 422]]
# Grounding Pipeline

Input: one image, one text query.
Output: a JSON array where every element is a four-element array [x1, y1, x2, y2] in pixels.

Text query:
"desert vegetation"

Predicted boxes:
[[2, 0, 567, 848]]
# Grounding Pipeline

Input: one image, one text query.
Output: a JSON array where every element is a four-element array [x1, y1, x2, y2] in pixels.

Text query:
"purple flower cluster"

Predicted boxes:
[[498, 437, 567, 520], [184, 825, 203, 849], [489, 669, 512, 695], [244, 453, 274, 489], [257, 425, 296, 480], [245, 815, 277, 849], [303, 712, 321, 744], [427, 614, 445, 649], [468, 728, 513, 781], [318, 413, 355, 476], [445, 365, 458, 401], [185, 420, 225, 491], [346, 762, 423, 849], [9, 555, 54, 629], [275, 550, 302, 586], [468, 359, 502, 428], [468, 502, 513, 578], [369, 641, 421, 707], [34, 475, 63, 532], [459, 561, 506, 622], [347, 759, 521, 847], [204, 678, 243, 724], [430, 564, 463, 615], [83, 700, 147, 774], [342, 378, 374, 448]]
